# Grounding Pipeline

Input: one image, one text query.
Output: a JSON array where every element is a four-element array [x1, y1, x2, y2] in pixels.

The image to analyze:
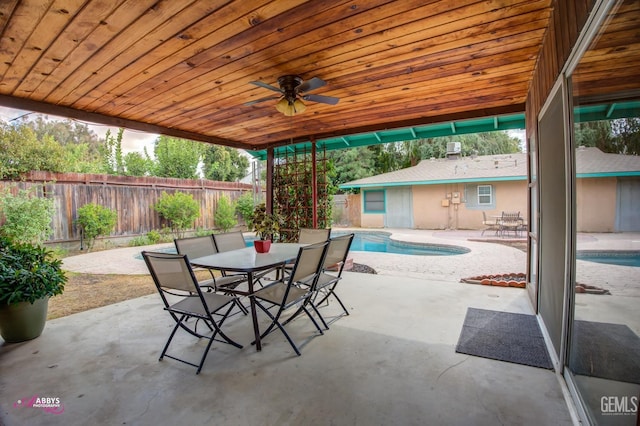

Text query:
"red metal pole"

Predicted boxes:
[[266, 147, 274, 214], [311, 139, 318, 228]]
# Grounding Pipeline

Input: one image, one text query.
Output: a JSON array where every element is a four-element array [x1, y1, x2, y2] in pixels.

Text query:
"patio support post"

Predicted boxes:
[[266, 147, 274, 214], [311, 139, 318, 228]]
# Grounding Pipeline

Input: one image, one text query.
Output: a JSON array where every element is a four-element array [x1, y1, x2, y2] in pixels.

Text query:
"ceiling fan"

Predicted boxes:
[[246, 75, 339, 116]]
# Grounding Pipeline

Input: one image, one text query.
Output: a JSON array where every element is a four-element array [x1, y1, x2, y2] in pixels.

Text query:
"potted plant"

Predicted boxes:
[[251, 203, 282, 253], [0, 236, 66, 343]]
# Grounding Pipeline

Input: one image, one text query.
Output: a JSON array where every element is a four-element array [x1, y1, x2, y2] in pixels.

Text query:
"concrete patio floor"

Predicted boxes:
[[0, 229, 594, 425]]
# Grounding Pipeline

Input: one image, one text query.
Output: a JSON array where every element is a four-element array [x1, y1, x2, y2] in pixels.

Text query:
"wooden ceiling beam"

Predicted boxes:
[[0, 94, 250, 149]]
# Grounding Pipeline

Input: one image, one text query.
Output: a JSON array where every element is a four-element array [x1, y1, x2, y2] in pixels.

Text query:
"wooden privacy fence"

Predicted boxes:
[[0, 171, 253, 243]]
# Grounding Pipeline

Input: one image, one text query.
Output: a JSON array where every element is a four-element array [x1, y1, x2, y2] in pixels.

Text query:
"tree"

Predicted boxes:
[[124, 151, 151, 176], [0, 121, 67, 179], [153, 191, 200, 238], [610, 118, 640, 155], [63, 144, 103, 173], [202, 145, 250, 181], [76, 203, 118, 251], [235, 192, 256, 228], [327, 147, 377, 186], [214, 195, 237, 232], [153, 136, 203, 179], [25, 116, 104, 173], [99, 128, 125, 175]]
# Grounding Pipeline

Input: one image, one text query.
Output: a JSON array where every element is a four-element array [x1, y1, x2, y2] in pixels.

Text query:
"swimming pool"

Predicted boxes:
[[577, 250, 640, 267], [331, 232, 469, 256]]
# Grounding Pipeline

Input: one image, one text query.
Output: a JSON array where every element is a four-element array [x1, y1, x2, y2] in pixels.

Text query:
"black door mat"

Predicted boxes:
[[569, 319, 640, 385], [456, 308, 553, 370]]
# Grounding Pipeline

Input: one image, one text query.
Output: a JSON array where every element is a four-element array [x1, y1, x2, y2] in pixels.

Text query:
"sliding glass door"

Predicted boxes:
[[566, 1, 640, 424]]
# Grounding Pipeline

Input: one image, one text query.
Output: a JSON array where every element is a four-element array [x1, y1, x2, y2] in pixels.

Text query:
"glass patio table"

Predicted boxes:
[[190, 243, 305, 351]]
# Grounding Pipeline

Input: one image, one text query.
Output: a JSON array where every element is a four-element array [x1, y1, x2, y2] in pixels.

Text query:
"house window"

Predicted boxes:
[[477, 185, 493, 205], [363, 190, 385, 213]]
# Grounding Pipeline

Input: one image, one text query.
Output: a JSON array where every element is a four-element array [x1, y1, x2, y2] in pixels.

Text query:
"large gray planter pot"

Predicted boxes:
[[0, 298, 49, 343]]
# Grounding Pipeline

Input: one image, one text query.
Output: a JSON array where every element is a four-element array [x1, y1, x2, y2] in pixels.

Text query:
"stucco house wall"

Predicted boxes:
[[340, 148, 639, 232], [411, 180, 527, 230], [576, 177, 617, 232]]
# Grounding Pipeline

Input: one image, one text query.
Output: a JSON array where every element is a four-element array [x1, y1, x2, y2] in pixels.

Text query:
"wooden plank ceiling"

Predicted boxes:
[[0, 0, 556, 151]]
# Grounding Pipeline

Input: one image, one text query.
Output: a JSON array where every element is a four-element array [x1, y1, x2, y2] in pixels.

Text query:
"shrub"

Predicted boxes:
[[76, 203, 118, 251], [153, 191, 200, 239], [146, 229, 162, 244], [194, 227, 213, 237], [0, 236, 66, 305], [214, 195, 237, 232], [128, 235, 150, 247], [235, 192, 255, 228], [0, 186, 55, 245]]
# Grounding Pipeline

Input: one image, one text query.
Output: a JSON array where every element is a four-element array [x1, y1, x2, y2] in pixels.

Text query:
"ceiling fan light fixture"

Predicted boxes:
[[275, 97, 306, 116], [275, 97, 290, 114], [293, 98, 306, 114]]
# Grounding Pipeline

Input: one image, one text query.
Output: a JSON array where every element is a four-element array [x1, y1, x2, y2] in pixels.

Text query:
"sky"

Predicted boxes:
[[0, 106, 157, 155]]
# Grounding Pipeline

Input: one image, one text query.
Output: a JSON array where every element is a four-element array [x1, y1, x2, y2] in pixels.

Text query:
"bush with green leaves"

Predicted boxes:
[[146, 229, 162, 244], [153, 191, 200, 239], [0, 236, 66, 305], [194, 227, 213, 237], [76, 203, 118, 250], [214, 195, 237, 232], [0, 186, 55, 245], [235, 192, 256, 228]]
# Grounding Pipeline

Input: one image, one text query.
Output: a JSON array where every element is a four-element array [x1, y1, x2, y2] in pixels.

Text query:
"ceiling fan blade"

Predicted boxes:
[[244, 95, 281, 106], [297, 77, 326, 93], [250, 80, 282, 93], [302, 94, 340, 105]]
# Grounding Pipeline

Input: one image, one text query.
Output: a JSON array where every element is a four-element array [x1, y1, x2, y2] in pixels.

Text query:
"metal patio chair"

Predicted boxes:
[[174, 235, 248, 296], [252, 241, 329, 356], [499, 211, 522, 237], [308, 233, 354, 329], [281, 227, 332, 278], [298, 227, 332, 244], [481, 212, 500, 236], [142, 251, 243, 374], [213, 231, 247, 252]]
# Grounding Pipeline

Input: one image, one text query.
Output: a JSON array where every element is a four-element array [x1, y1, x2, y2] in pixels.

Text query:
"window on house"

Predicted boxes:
[[477, 185, 493, 205], [363, 190, 385, 213]]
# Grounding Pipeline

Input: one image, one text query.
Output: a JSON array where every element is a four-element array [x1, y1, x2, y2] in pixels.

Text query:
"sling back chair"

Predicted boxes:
[[297, 227, 331, 244], [142, 251, 243, 374], [308, 233, 354, 329], [174, 235, 248, 295], [213, 231, 247, 252], [281, 227, 332, 279], [214, 231, 278, 284], [252, 241, 329, 356]]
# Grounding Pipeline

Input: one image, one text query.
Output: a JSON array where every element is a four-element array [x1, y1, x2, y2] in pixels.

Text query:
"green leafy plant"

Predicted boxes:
[[128, 235, 151, 247], [0, 186, 55, 245], [235, 192, 256, 228], [194, 227, 213, 237], [153, 191, 200, 239], [146, 229, 162, 244], [251, 203, 283, 241], [214, 195, 237, 232], [76, 203, 118, 251], [0, 236, 66, 305]]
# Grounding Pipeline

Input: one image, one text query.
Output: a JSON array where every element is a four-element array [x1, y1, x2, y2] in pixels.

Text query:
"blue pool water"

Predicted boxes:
[[577, 251, 640, 267], [330, 232, 469, 256]]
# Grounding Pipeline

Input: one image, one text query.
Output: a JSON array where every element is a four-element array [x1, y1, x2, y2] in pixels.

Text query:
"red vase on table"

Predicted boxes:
[[254, 239, 271, 253]]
